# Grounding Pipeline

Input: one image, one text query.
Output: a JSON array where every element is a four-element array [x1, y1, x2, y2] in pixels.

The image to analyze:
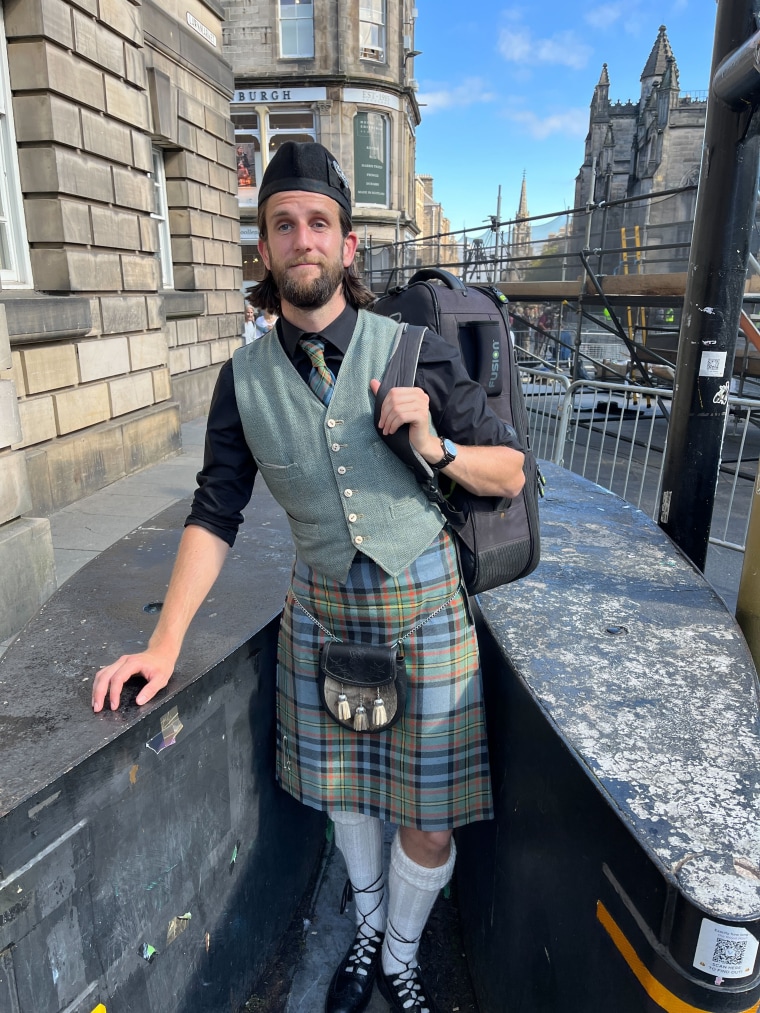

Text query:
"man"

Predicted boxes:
[[92, 142, 525, 1013]]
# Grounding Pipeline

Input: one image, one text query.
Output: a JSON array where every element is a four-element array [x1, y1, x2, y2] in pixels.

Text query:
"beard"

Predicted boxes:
[[270, 256, 345, 310]]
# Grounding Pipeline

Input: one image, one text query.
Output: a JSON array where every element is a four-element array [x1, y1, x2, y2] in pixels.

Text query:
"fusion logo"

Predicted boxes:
[[488, 341, 500, 388]]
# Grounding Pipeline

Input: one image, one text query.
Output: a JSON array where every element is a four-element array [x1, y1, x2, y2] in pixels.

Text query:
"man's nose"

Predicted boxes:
[[292, 222, 313, 250]]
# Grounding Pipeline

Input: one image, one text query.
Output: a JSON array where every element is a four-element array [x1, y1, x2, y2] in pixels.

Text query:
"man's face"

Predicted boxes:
[[258, 191, 357, 312]]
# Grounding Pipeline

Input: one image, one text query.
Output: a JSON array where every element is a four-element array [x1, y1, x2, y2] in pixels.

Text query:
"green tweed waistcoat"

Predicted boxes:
[[232, 309, 444, 583]]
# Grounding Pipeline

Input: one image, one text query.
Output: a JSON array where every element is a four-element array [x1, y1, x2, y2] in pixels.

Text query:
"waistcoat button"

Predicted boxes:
[[354, 535, 364, 545], [343, 489, 353, 498], [338, 465, 346, 474], [332, 443, 340, 452], [327, 419, 336, 428], [348, 513, 357, 522]]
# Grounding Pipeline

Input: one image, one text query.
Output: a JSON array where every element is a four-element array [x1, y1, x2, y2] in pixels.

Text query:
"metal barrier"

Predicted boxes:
[[520, 365, 760, 555]]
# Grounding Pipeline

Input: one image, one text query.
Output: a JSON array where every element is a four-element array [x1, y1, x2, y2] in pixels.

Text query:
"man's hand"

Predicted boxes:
[[92, 649, 176, 713], [369, 379, 440, 461], [370, 378, 525, 498], [91, 525, 229, 714]]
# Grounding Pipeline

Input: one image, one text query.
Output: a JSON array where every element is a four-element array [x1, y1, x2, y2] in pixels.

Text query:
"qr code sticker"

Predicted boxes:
[[699, 350, 727, 377], [694, 918, 759, 978], [712, 937, 747, 968]]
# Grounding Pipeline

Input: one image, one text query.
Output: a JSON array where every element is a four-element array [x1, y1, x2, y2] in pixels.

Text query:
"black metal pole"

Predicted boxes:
[[658, 0, 760, 570]]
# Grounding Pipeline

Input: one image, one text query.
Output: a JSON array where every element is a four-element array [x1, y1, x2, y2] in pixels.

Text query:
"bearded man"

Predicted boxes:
[[92, 142, 525, 1013]]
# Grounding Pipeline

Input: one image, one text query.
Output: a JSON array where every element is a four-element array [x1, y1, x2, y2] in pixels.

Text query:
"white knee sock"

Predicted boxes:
[[382, 831, 457, 976], [331, 810, 387, 938]]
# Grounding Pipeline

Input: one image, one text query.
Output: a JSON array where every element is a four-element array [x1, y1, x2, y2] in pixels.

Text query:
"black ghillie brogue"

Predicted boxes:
[[377, 963, 440, 1013], [324, 929, 384, 1013]]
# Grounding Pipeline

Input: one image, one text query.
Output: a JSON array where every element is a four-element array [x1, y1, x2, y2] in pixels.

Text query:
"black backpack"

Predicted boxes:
[[373, 268, 542, 595]]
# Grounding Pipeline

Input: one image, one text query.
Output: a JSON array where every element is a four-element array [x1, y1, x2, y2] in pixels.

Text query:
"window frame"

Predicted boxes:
[[0, 11, 32, 289], [359, 0, 386, 63], [149, 147, 174, 290], [278, 0, 315, 59]]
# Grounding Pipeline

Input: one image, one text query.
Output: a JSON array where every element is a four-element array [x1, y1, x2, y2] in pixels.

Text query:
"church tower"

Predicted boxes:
[[513, 172, 532, 256], [571, 24, 705, 274]]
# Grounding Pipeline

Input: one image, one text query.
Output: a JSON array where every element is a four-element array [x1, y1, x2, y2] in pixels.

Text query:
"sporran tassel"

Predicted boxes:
[[337, 691, 351, 722], [353, 702, 368, 731], [372, 696, 388, 728]]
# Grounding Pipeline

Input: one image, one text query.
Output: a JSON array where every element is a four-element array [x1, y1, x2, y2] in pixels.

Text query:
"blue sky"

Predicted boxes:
[[413, 1, 717, 233]]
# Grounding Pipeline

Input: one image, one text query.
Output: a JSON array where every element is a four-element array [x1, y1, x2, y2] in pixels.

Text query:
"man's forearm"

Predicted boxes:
[[433, 443, 526, 498], [148, 524, 230, 663]]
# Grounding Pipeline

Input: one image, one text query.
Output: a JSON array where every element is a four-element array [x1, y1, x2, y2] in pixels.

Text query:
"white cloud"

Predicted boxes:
[[417, 77, 497, 113], [584, 3, 626, 30], [498, 25, 592, 70], [505, 107, 589, 140]]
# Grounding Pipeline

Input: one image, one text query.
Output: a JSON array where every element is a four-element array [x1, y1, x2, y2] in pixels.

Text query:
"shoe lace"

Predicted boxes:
[[339, 870, 386, 976], [343, 928, 382, 979], [388, 966, 432, 1012], [384, 920, 433, 1012]]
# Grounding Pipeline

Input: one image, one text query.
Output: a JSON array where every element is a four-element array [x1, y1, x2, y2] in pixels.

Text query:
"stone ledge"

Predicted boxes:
[[6, 295, 92, 344], [163, 290, 206, 319]]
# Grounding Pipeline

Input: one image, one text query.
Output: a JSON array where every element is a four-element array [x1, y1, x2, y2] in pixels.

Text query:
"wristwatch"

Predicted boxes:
[[431, 437, 457, 471]]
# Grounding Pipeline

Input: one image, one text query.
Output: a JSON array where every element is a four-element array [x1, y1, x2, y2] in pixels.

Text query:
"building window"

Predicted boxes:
[[279, 0, 314, 59], [353, 111, 389, 207], [0, 13, 31, 288], [267, 110, 316, 159], [233, 109, 315, 209], [360, 0, 386, 62], [150, 148, 173, 289], [233, 112, 261, 209]]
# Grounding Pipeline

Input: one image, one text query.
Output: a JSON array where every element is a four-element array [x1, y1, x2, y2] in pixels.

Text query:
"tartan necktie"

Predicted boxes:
[[299, 336, 336, 406]]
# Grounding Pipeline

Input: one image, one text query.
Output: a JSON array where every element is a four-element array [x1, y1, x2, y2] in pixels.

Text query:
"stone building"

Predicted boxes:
[[413, 173, 459, 275], [221, 0, 422, 294], [571, 25, 706, 275], [1, 0, 242, 641]]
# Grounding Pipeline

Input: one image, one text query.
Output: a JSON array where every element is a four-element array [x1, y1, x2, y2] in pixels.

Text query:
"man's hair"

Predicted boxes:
[[250, 201, 375, 313]]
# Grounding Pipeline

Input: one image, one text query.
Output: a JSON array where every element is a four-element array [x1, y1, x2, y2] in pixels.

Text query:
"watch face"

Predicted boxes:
[[443, 439, 457, 458]]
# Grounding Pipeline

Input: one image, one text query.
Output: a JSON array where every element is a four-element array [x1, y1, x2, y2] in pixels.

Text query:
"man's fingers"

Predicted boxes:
[[135, 675, 169, 707], [92, 654, 150, 712], [374, 386, 429, 435]]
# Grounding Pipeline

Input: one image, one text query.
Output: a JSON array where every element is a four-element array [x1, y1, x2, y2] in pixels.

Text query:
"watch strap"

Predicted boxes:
[[431, 437, 456, 471]]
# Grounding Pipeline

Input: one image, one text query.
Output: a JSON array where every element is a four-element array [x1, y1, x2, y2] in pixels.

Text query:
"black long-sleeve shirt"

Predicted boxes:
[[186, 304, 520, 546]]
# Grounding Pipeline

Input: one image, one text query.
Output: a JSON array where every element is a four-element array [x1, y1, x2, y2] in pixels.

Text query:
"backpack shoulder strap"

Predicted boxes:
[[374, 323, 441, 496]]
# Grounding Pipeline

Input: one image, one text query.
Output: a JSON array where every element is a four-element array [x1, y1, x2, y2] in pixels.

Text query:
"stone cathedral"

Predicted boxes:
[[571, 25, 706, 275]]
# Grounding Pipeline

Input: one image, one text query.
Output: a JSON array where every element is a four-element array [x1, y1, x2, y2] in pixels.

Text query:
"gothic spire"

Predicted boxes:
[[517, 171, 528, 218], [641, 25, 674, 81]]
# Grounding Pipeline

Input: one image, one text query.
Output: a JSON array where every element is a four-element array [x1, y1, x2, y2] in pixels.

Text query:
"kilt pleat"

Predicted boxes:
[[275, 528, 493, 830]]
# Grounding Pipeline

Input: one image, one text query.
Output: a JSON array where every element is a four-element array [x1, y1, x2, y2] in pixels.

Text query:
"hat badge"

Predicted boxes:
[[332, 159, 350, 189]]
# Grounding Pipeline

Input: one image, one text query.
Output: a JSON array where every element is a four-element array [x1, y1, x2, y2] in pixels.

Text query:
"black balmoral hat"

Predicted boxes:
[[258, 141, 352, 218]]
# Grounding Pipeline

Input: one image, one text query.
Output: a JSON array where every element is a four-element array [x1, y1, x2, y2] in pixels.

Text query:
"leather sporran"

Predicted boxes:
[[318, 641, 407, 733]]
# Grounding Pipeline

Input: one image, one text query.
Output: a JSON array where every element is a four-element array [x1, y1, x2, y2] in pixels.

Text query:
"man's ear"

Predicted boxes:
[[258, 237, 270, 270], [342, 230, 359, 267]]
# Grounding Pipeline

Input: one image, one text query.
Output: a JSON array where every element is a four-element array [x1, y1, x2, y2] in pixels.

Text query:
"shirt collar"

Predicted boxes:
[[279, 304, 358, 357]]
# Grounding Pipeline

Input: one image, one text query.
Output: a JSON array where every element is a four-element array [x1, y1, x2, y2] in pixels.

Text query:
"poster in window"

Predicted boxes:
[[353, 112, 387, 205], [236, 141, 259, 206]]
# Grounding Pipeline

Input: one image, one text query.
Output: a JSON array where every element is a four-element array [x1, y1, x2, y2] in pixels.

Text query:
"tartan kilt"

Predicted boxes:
[[275, 527, 494, 830]]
